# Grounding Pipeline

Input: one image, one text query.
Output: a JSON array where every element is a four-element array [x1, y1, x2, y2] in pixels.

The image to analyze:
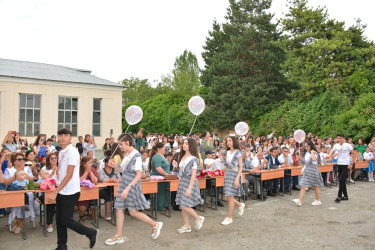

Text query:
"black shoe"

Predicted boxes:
[[335, 198, 341, 203], [267, 191, 272, 196], [89, 229, 99, 248], [257, 194, 267, 201], [341, 197, 349, 201], [217, 201, 224, 207], [285, 188, 291, 193], [56, 245, 67, 250], [292, 186, 300, 191], [173, 206, 181, 211]]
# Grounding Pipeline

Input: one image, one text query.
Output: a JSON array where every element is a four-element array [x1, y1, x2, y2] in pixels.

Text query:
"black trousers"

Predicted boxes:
[[337, 165, 348, 198], [39, 194, 56, 225], [56, 192, 94, 249]]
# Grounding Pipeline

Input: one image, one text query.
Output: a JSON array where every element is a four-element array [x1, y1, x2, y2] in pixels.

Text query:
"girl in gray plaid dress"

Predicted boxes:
[[293, 140, 323, 207], [105, 134, 163, 246], [173, 138, 205, 234], [221, 136, 246, 225]]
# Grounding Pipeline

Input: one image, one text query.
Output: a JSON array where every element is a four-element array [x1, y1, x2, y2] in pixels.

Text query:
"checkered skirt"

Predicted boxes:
[[224, 150, 245, 197], [300, 152, 324, 187], [175, 157, 202, 208], [114, 153, 149, 211]]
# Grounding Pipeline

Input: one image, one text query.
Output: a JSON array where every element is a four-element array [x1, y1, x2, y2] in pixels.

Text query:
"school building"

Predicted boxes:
[[0, 58, 124, 146]]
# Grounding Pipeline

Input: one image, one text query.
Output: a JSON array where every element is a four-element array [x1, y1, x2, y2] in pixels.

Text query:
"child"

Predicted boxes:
[[363, 146, 375, 181], [141, 150, 149, 176], [105, 134, 163, 246], [173, 138, 205, 233], [38, 169, 56, 190], [7, 170, 28, 190], [221, 136, 246, 225]]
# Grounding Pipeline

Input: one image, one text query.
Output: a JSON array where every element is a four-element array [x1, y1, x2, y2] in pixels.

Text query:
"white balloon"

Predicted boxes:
[[125, 105, 143, 125], [235, 122, 249, 136], [188, 96, 205, 116], [294, 129, 306, 143]]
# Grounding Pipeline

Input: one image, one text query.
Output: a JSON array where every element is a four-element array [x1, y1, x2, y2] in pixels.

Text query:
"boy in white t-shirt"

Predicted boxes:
[[363, 146, 375, 181], [331, 134, 353, 202], [204, 150, 215, 170], [48, 128, 98, 250]]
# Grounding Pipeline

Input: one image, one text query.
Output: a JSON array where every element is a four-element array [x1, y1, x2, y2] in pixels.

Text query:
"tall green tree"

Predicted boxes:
[[280, 0, 375, 99], [201, 0, 296, 129], [161, 50, 201, 95], [121, 77, 154, 106]]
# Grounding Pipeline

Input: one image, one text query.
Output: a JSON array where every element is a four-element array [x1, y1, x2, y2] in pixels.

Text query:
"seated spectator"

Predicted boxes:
[[265, 148, 281, 196], [98, 157, 120, 220], [243, 151, 268, 200], [34, 134, 48, 160], [3, 152, 36, 234], [278, 147, 293, 193], [75, 157, 98, 223]]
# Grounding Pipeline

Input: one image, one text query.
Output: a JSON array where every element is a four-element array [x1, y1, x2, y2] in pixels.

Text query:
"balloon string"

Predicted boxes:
[[124, 125, 130, 133], [188, 116, 198, 137], [110, 125, 130, 159]]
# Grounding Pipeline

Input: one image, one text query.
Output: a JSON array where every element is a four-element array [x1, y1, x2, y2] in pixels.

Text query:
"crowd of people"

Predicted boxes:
[[1, 128, 375, 248]]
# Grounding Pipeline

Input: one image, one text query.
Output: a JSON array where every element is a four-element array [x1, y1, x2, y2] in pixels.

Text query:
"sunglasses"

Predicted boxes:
[[16, 158, 27, 161]]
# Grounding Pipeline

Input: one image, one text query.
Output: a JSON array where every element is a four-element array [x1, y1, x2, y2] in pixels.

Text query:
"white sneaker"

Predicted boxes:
[[311, 200, 322, 206], [105, 217, 112, 221], [105, 235, 125, 246], [47, 227, 53, 233], [293, 199, 302, 206], [152, 222, 163, 240], [238, 203, 245, 216], [195, 216, 205, 231], [221, 217, 233, 225], [350, 179, 355, 183], [177, 225, 191, 233]]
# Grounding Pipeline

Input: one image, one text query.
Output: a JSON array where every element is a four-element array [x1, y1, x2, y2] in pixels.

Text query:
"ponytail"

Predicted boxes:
[[148, 142, 164, 173]]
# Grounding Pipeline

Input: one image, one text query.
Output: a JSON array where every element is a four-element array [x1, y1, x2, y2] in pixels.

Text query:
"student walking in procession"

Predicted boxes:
[[48, 128, 98, 250]]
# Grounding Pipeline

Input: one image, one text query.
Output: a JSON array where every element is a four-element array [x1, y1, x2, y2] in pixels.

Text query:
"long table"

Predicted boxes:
[[254, 169, 285, 200], [0, 190, 29, 240]]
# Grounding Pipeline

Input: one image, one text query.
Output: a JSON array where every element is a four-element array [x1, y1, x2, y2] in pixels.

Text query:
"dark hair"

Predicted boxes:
[[148, 142, 165, 173], [214, 140, 220, 147], [25, 150, 34, 158], [270, 147, 278, 153], [46, 152, 59, 170], [177, 138, 199, 164], [34, 134, 46, 147], [84, 134, 91, 143], [117, 133, 134, 146], [111, 143, 123, 160], [58, 128, 72, 135], [304, 140, 320, 164], [47, 138, 53, 142], [104, 149, 112, 157], [336, 133, 345, 139], [104, 156, 110, 164], [80, 157, 92, 176], [165, 152, 173, 157], [228, 136, 240, 150], [11, 152, 25, 164]]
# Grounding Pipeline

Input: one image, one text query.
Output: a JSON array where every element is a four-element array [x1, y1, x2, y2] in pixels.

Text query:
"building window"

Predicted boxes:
[[58, 97, 78, 136], [93, 98, 101, 136], [19, 94, 41, 136]]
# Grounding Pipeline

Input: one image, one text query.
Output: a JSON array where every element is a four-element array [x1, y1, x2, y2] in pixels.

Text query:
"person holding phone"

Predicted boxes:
[[83, 134, 97, 159], [2, 131, 17, 152], [33, 134, 47, 159]]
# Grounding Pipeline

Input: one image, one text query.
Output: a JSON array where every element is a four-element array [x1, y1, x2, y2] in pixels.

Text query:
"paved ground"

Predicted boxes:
[[1, 181, 374, 250]]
